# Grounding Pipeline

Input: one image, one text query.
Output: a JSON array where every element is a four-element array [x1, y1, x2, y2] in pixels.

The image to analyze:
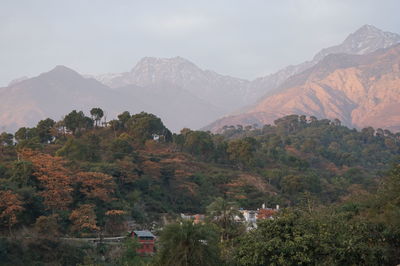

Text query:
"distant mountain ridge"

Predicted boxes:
[[0, 66, 221, 132], [205, 44, 400, 132], [92, 56, 250, 113], [92, 25, 400, 111], [1, 25, 400, 133], [245, 24, 400, 104], [0, 66, 135, 132]]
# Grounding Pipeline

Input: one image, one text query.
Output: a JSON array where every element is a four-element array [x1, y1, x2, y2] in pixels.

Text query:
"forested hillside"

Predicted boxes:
[[0, 109, 399, 265]]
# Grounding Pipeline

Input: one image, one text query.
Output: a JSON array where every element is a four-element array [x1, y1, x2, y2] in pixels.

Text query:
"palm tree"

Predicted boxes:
[[90, 107, 104, 127], [154, 220, 220, 266], [206, 197, 243, 242]]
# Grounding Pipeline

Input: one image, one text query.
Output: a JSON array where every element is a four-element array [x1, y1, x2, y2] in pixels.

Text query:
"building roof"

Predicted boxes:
[[133, 230, 155, 238]]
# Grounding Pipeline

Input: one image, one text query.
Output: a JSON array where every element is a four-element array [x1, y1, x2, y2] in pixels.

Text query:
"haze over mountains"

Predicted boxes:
[[246, 24, 400, 103], [206, 43, 400, 132], [1, 25, 400, 133], [92, 57, 249, 113], [205, 25, 400, 132], [0, 64, 223, 133]]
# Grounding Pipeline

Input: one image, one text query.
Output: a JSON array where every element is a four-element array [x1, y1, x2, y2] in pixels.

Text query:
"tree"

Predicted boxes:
[[0, 190, 24, 235], [36, 118, 55, 143], [235, 211, 319, 266], [90, 107, 104, 127], [206, 197, 243, 241], [104, 210, 127, 236], [64, 110, 93, 135], [183, 131, 215, 159], [309, 116, 318, 123], [10, 161, 35, 188], [154, 220, 220, 266], [227, 137, 257, 169], [0, 132, 13, 153], [274, 115, 301, 135], [281, 175, 304, 195], [69, 204, 99, 234], [111, 137, 133, 159], [118, 237, 142, 265], [0, 132, 13, 146], [234, 209, 390, 266], [361, 127, 375, 143], [375, 164, 400, 228], [64, 110, 83, 134], [34, 214, 61, 239], [21, 149, 73, 212], [56, 135, 101, 162], [333, 118, 341, 126], [75, 172, 115, 202], [117, 111, 131, 129], [14, 127, 28, 142], [14, 127, 38, 143], [127, 112, 171, 144]]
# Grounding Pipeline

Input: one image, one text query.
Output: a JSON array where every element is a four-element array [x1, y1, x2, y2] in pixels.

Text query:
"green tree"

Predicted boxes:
[[117, 111, 131, 129], [0, 132, 13, 152], [118, 237, 142, 265], [14, 127, 38, 144], [90, 107, 104, 127], [227, 137, 257, 169], [127, 112, 171, 144], [206, 197, 243, 242], [56, 135, 100, 162], [111, 137, 133, 159], [36, 118, 55, 143], [183, 131, 214, 159], [10, 161, 35, 188], [235, 209, 391, 266], [34, 214, 61, 239], [374, 164, 400, 229], [154, 220, 220, 266], [274, 115, 301, 135], [64, 110, 93, 135], [0, 132, 13, 146]]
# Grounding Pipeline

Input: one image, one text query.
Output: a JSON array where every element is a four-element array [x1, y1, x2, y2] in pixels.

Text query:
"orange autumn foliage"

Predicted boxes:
[[20, 149, 73, 211], [105, 210, 126, 216], [0, 190, 24, 232], [75, 172, 115, 202], [69, 204, 99, 233]]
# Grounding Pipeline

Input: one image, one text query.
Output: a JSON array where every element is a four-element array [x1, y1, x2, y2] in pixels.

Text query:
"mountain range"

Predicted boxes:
[[205, 43, 400, 132], [245, 24, 400, 103], [1, 24, 399, 133], [0, 64, 222, 132]]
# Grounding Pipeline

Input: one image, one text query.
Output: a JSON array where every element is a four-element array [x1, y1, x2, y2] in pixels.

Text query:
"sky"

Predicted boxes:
[[1, 0, 400, 86]]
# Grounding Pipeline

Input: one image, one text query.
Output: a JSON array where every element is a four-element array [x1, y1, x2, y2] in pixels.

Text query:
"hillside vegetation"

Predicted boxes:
[[0, 109, 399, 265]]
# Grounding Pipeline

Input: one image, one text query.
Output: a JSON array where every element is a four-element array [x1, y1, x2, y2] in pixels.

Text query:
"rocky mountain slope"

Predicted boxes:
[[205, 44, 400, 132], [245, 24, 400, 104]]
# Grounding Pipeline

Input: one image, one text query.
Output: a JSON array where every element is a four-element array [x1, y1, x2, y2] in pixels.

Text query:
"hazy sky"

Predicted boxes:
[[1, 0, 399, 86]]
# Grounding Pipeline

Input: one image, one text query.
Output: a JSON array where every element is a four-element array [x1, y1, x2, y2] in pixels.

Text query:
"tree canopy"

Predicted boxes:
[[0, 110, 399, 265]]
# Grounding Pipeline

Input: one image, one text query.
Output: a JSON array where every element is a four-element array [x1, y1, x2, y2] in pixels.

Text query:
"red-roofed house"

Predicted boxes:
[[131, 230, 156, 255]]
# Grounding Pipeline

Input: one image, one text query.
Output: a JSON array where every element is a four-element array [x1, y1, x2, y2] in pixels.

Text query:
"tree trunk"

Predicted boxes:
[[8, 217, 13, 237]]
